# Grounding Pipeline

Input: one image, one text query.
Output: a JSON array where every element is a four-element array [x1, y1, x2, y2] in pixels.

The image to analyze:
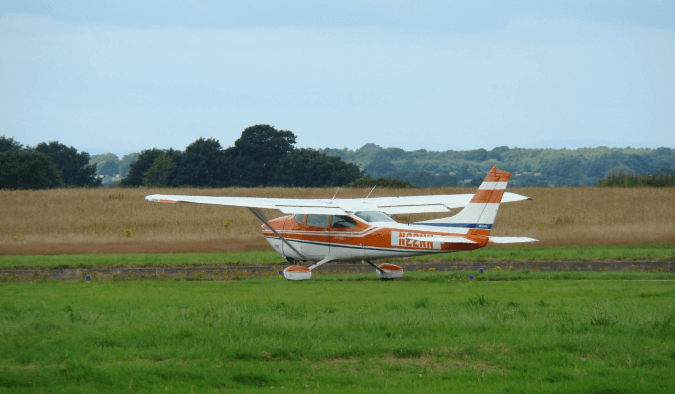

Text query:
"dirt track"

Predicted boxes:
[[1, 261, 672, 281]]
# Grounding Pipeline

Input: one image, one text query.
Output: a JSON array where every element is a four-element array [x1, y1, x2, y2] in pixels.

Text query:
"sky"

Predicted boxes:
[[1, 1, 674, 156]]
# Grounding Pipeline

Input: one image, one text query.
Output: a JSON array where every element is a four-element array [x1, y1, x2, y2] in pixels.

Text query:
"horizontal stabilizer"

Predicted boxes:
[[488, 236, 538, 244], [403, 235, 477, 244]]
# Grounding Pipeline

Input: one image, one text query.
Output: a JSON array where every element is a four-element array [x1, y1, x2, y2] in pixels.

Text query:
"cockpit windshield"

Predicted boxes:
[[354, 211, 395, 223]]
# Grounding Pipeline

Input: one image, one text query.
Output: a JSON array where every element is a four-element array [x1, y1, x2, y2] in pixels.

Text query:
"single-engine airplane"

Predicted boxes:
[[146, 166, 536, 280]]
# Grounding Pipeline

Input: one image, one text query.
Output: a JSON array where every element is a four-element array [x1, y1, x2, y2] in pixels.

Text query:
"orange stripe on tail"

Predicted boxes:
[[483, 166, 512, 183], [470, 189, 505, 204]]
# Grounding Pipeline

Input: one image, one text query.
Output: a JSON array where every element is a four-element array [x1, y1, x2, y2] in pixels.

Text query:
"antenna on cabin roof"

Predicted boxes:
[[329, 188, 340, 203], [364, 185, 376, 200]]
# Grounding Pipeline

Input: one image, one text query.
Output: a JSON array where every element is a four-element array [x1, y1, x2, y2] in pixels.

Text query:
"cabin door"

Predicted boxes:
[[301, 214, 331, 260], [329, 215, 362, 260]]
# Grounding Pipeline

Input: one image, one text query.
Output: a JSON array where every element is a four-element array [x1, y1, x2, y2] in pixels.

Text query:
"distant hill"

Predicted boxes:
[[320, 145, 675, 187]]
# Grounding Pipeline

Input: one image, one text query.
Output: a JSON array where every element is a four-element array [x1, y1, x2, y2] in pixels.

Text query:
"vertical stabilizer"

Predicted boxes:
[[415, 166, 512, 234]]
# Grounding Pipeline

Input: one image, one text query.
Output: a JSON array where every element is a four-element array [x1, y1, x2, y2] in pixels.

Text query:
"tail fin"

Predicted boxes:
[[416, 166, 512, 235]]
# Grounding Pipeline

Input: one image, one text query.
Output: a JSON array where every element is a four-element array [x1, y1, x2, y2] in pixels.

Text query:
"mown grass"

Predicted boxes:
[[0, 250, 285, 270], [1, 274, 674, 392], [328, 270, 675, 282], [0, 244, 672, 270], [412, 244, 675, 263]]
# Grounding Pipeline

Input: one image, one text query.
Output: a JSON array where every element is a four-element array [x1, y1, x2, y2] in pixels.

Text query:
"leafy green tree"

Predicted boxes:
[[489, 146, 509, 161], [143, 154, 175, 187], [320, 144, 382, 169], [98, 160, 120, 176], [0, 135, 24, 153], [34, 142, 101, 187], [658, 167, 675, 176], [122, 149, 166, 186], [269, 148, 363, 187], [322, 144, 675, 187], [463, 148, 488, 162], [587, 157, 609, 178], [364, 160, 397, 178], [118, 153, 140, 178], [0, 151, 63, 189], [385, 170, 459, 187], [229, 125, 296, 186], [169, 139, 227, 187], [468, 177, 483, 187], [90, 153, 120, 176]]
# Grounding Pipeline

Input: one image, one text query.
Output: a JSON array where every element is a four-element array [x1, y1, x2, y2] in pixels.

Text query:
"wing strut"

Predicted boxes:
[[364, 259, 385, 274], [308, 256, 336, 270], [247, 208, 306, 259]]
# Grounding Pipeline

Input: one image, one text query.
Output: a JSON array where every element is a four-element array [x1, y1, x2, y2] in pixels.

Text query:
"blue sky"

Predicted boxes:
[[1, 1, 673, 156]]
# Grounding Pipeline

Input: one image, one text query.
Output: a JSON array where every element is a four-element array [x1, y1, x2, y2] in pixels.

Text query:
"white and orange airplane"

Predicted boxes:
[[146, 166, 536, 280]]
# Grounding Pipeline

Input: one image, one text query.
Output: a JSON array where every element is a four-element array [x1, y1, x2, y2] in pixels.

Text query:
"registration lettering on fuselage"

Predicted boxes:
[[390, 231, 441, 249]]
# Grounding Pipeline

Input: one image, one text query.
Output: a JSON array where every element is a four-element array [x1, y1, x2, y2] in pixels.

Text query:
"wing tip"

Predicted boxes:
[[145, 194, 176, 203]]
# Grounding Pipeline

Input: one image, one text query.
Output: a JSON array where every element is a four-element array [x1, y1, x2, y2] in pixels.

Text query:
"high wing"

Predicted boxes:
[[346, 192, 531, 215], [145, 195, 346, 215], [145, 192, 531, 215]]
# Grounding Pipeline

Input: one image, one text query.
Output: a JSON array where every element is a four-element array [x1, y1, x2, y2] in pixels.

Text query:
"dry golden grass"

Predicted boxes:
[[1, 186, 673, 254]]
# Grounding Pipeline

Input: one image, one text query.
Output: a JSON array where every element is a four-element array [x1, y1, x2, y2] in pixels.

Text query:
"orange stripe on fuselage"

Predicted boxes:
[[469, 229, 491, 237], [263, 223, 489, 252]]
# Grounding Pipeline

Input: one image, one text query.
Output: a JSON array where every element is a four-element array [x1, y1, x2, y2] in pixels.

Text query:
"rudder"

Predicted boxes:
[[415, 166, 512, 234]]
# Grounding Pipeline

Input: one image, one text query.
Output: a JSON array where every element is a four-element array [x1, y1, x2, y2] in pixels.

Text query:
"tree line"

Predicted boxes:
[[320, 144, 675, 187], [1, 126, 363, 190], [0, 136, 100, 189], [89, 152, 139, 179], [4, 128, 674, 190], [121, 125, 362, 188]]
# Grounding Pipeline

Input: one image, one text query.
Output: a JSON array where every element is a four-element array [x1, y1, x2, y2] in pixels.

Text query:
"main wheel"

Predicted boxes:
[[376, 263, 403, 280], [283, 265, 312, 281]]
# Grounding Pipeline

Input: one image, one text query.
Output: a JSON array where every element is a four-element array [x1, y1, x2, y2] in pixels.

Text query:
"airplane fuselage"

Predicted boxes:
[[262, 213, 487, 262]]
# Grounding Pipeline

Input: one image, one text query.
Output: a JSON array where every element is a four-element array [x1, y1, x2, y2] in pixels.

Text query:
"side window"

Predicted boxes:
[[331, 215, 357, 228], [293, 214, 304, 224], [306, 214, 329, 228]]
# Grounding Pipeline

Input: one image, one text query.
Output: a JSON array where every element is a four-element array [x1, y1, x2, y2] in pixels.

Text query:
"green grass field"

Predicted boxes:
[[1, 244, 673, 270], [1, 272, 674, 392]]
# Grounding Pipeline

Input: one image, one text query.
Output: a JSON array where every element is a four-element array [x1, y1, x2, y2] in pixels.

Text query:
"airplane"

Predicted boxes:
[[145, 166, 537, 280]]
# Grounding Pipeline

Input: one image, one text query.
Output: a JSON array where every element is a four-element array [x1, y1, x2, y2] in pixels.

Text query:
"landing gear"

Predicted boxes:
[[283, 256, 335, 281], [364, 260, 404, 280], [282, 257, 311, 281], [376, 263, 404, 280], [282, 259, 403, 281], [283, 265, 312, 281]]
